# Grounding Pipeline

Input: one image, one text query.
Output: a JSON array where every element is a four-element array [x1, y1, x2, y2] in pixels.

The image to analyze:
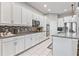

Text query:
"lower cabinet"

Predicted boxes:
[[24, 35, 32, 49], [0, 40, 1, 56], [31, 32, 46, 46], [15, 36, 25, 54], [3, 40, 16, 56], [31, 34, 38, 46], [2, 36, 25, 56], [1, 32, 46, 56]]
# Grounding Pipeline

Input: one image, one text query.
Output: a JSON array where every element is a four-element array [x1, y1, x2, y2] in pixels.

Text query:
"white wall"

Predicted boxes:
[[46, 14, 58, 35]]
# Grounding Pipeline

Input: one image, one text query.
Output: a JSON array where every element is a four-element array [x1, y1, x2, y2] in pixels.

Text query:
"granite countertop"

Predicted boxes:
[[51, 32, 79, 39], [0, 31, 45, 39]]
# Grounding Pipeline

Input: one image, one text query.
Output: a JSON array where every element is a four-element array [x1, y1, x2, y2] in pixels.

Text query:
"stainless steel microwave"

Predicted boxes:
[[32, 20, 40, 27]]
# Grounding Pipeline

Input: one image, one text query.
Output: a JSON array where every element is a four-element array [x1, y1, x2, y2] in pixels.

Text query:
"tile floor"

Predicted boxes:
[[19, 39, 52, 56]]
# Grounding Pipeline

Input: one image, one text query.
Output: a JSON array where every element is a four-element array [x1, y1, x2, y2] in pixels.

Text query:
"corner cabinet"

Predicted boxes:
[[0, 2, 12, 24]]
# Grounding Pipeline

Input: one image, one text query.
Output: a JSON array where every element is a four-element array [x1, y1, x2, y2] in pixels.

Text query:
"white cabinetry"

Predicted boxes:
[[24, 35, 32, 49], [53, 37, 78, 56], [22, 8, 28, 25], [0, 40, 1, 56], [2, 38, 16, 56], [2, 32, 46, 56], [64, 15, 77, 23], [31, 32, 46, 46], [27, 10, 32, 26], [22, 7, 32, 26], [31, 33, 38, 46], [12, 4, 22, 24], [39, 16, 45, 27], [2, 36, 25, 56], [58, 18, 64, 27], [1, 2, 12, 24], [14, 36, 24, 54]]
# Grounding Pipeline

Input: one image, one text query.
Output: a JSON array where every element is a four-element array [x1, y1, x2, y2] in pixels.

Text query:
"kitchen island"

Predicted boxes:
[[52, 32, 79, 56]]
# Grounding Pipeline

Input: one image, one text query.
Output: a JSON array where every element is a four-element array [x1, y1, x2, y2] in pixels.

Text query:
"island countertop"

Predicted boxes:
[[51, 32, 79, 39]]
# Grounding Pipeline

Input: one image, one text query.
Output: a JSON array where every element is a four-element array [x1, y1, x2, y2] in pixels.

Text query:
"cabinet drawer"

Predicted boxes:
[[2, 37, 16, 43]]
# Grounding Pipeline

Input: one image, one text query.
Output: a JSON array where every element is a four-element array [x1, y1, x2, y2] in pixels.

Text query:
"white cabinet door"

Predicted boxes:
[[24, 35, 32, 49], [39, 16, 44, 27], [22, 8, 28, 25], [31, 34, 38, 46], [58, 18, 64, 27], [31, 33, 46, 46], [2, 40, 16, 56], [26, 10, 32, 26], [15, 36, 24, 54], [39, 32, 46, 42], [13, 4, 22, 24], [22, 7, 32, 26], [1, 2, 12, 24], [35, 33, 42, 43], [0, 40, 1, 56]]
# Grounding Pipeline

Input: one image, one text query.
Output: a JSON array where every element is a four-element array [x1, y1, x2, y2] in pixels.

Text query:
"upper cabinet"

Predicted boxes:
[[0, 2, 45, 26], [22, 8, 27, 25], [12, 4, 22, 24], [0, 2, 12, 24], [58, 18, 64, 27], [64, 15, 77, 23], [40, 16, 46, 28], [22, 7, 32, 26]]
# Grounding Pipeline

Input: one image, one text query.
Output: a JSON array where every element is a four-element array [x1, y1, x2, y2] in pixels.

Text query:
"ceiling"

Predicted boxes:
[[27, 2, 78, 15]]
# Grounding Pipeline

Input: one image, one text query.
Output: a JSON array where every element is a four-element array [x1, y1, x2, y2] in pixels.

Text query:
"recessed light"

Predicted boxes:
[[44, 4, 47, 8], [48, 9, 51, 11]]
